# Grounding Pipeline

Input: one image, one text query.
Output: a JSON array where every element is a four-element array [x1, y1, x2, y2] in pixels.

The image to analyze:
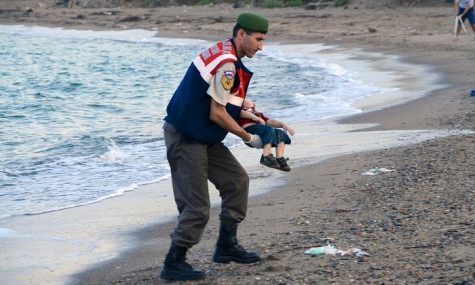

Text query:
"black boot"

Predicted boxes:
[[160, 243, 205, 281], [212, 224, 260, 264]]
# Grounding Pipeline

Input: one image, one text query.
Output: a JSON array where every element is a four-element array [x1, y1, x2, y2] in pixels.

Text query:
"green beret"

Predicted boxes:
[[236, 12, 269, 34]]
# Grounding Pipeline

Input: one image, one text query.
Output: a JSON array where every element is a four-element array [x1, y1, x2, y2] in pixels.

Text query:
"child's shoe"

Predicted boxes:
[[260, 154, 280, 169], [276, 157, 291, 172]]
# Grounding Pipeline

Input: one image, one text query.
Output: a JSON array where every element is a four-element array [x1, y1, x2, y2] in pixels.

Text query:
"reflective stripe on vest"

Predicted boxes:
[[164, 39, 253, 144]]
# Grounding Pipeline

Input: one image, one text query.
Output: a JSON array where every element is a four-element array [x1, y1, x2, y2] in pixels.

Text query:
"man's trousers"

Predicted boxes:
[[163, 123, 249, 248]]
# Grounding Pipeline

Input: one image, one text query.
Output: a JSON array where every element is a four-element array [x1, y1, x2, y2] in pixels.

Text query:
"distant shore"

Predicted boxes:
[[1, 2, 474, 285]]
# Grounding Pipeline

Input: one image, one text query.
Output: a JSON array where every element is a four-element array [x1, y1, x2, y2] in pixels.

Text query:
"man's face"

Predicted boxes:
[[241, 31, 266, 58]]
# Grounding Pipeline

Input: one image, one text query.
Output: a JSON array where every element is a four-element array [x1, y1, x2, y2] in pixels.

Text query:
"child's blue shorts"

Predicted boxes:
[[458, 6, 475, 24]]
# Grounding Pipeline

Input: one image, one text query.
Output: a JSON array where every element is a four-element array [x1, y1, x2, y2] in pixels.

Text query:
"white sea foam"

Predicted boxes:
[[263, 43, 443, 112], [16, 172, 172, 218], [100, 144, 128, 162], [0, 23, 442, 221], [0, 24, 448, 222], [0, 172, 9, 181], [0, 227, 16, 237], [0, 24, 207, 46]]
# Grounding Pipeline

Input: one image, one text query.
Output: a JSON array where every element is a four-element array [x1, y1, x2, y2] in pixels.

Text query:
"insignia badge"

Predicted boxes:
[[221, 71, 234, 90]]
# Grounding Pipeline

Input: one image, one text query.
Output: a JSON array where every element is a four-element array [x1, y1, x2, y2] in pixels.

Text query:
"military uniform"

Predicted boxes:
[[161, 12, 269, 281], [164, 38, 253, 247]]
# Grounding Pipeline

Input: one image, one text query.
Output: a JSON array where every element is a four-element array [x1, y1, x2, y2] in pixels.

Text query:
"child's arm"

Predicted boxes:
[[240, 110, 265, 125], [266, 118, 296, 136]]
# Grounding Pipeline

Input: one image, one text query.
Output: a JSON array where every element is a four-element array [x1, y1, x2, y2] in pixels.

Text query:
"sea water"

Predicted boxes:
[[0, 25, 395, 219]]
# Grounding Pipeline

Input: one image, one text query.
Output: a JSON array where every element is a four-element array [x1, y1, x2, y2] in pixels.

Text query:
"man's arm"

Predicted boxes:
[[207, 62, 261, 147], [210, 99, 252, 141]]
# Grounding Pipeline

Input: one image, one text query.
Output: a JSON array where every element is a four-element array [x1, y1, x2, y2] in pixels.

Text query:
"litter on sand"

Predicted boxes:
[[304, 244, 370, 258], [361, 167, 395, 176]]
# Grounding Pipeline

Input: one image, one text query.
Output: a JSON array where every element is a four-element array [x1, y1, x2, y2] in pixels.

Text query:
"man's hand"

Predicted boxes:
[[210, 99, 252, 142], [245, 134, 262, 148]]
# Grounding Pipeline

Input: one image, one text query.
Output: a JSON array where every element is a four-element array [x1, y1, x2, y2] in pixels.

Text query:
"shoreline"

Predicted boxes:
[[1, 3, 474, 285], [73, 31, 473, 285], [0, 24, 450, 219], [2, 28, 461, 284], [73, 134, 474, 285]]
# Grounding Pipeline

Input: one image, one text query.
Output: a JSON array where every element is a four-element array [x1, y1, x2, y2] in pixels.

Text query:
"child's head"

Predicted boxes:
[[243, 98, 255, 110]]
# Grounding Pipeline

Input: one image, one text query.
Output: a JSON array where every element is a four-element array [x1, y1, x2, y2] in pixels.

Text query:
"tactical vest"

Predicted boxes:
[[165, 39, 253, 144]]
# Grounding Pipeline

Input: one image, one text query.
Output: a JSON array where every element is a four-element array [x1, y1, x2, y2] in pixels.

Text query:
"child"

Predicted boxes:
[[239, 98, 295, 171], [454, 0, 475, 40]]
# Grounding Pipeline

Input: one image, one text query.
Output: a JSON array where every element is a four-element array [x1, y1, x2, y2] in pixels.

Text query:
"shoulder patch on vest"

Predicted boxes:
[[221, 70, 235, 90]]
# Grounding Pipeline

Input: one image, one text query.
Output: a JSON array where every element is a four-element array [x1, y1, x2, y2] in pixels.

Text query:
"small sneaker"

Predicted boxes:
[[276, 157, 291, 172], [260, 154, 280, 169]]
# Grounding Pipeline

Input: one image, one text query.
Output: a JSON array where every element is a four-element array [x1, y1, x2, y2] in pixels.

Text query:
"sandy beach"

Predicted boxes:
[[1, 1, 474, 284]]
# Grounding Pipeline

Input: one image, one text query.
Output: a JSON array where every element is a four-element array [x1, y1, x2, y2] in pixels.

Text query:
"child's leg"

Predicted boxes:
[[467, 8, 475, 35], [456, 7, 465, 39], [260, 144, 280, 169], [273, 130, 291, 171], [262, 143, 272, 156], [276, 142, 285, 158], [275, 143, 291, 172]]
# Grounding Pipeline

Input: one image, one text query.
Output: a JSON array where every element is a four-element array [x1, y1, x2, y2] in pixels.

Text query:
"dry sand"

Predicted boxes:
[[1, 2, 474, 284]]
